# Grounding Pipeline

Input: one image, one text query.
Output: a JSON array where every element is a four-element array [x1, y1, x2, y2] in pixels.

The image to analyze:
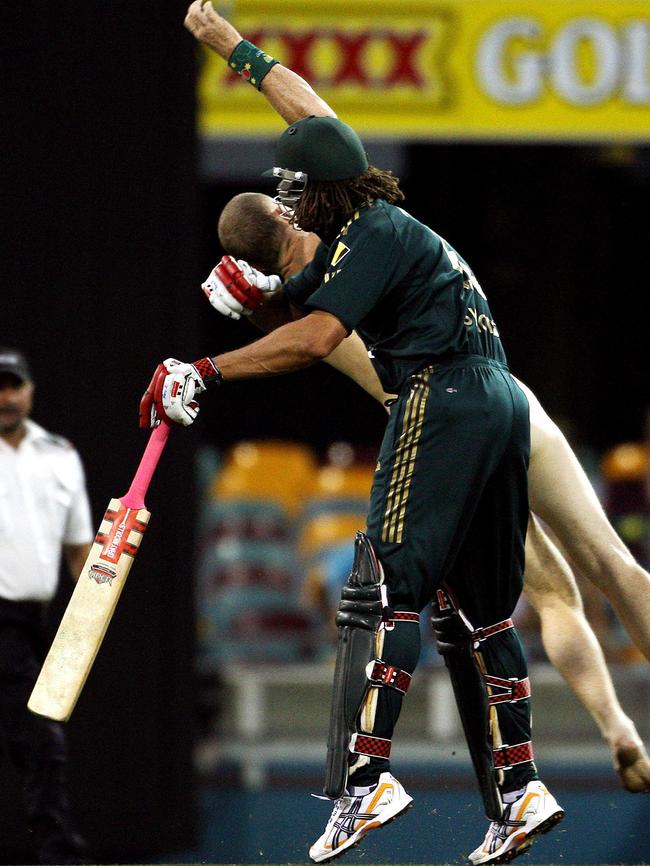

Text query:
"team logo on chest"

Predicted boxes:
[[330, 241, 350, 268]]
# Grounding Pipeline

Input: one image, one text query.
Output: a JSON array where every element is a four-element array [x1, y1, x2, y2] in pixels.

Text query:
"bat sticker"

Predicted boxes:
[[88, 564, 118, 586], [95, 506, 148, 562]]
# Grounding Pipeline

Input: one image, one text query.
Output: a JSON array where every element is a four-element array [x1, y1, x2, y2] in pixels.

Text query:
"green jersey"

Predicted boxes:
[[284, 199, 507, 393]]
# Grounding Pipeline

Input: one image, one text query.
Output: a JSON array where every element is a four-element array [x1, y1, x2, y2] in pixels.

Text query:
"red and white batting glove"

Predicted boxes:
[[139, 363, 166, 428], [139, 357, 222, 428], [202, 256, 282, 320]]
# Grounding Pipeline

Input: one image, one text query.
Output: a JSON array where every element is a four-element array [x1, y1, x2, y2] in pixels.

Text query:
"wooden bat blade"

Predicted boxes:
[[28, 498, 150, 721]]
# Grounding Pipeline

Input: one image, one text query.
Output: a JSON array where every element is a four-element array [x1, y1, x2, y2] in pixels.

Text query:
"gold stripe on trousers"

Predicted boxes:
[[381, 367, 432, 544]]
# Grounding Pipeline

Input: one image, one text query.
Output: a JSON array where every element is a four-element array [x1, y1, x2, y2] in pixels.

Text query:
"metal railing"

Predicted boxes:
[[197, 661, 650, 789]]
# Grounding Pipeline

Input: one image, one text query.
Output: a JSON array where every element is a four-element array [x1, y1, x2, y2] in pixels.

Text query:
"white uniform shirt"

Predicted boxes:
[[0, 420, 93, 602]]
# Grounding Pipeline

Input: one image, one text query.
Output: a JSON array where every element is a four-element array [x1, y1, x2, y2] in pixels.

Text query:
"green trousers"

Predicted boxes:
[[355, 357, 535, 793]]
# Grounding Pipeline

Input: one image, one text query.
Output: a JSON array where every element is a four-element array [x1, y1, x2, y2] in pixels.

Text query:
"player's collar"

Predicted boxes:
[[333, 202, 373, 242]]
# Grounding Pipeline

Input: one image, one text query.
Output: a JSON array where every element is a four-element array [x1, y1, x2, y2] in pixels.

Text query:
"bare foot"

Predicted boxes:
[[614, 741, 650, 793]]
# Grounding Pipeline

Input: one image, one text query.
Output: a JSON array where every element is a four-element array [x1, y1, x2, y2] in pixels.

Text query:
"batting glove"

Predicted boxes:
[[202, 255, 282, 320], [139, 363, 166, 429], [139, 357, 222, 428]]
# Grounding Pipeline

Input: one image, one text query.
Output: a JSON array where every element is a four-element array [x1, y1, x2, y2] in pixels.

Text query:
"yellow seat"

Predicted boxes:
[[212, 440, 318, 515], [310, 464, 375, 500], [298, 512, 366, 556], [601, 443, 649, 482]]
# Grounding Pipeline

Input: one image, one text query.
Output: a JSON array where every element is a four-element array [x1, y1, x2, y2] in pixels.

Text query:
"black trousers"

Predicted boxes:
[[0, 599, 87, 864]]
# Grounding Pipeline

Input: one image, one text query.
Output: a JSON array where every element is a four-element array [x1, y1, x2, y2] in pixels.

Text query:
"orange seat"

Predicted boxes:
[[298, 512, 366, 556], [601, 442, 649, 482], [309, 464, 375, 500], [212, 440, 318, 515]]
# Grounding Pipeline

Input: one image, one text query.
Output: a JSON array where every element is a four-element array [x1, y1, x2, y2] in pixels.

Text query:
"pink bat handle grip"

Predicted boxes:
[[120, 421, 171, 510]]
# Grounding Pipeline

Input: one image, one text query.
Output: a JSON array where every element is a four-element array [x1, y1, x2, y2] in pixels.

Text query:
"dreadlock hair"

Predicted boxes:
[[218, 192, 284, 274], [292, 164, 405, 235]]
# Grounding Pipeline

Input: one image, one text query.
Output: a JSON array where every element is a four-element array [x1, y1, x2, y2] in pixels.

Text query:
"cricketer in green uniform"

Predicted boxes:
[[157, 7, 566, 862], [284, 193, 534, 789]]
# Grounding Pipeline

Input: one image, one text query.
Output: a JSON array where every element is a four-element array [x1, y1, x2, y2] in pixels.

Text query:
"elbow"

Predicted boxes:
[[297, 313, 347, 362], [302, 333, 338, 362]]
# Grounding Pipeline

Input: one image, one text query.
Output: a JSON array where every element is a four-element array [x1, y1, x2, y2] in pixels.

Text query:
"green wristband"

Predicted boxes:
[[227, 39, 279, 90]]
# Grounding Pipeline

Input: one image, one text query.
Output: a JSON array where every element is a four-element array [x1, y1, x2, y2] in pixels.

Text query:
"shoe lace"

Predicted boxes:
[[329, 796, 353, 825], [487, 802, 527, 845]]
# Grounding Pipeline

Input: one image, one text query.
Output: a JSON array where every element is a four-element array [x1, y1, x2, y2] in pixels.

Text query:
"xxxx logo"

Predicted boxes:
[[223, 26, 448, 91]]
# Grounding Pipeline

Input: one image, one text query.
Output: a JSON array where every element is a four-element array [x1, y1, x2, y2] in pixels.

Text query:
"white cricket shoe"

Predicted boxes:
[[468, 780, 564, 865], [309, 772, 413, 862]]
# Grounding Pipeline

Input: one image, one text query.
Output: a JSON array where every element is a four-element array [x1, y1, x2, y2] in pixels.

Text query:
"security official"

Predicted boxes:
[[0, 348, 93, 864]]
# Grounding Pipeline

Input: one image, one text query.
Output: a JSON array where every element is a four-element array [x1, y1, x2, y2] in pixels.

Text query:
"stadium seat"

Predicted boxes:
[[298, 511, 366, 557], [198, 587, 320, 665], [299, 465, 374, 541], [200, 499, 291, 544], [601, 442, 649, 481], [198, 538, 298, 595], [309, 464, 375, 501], [212, 440, 318, 515]]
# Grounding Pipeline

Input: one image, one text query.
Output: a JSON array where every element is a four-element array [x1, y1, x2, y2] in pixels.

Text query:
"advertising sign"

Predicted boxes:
[[198, 1, 650, 140]]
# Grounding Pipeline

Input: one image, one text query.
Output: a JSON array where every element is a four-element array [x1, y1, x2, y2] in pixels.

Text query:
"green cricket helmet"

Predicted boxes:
[[264, 115, 369, 212]]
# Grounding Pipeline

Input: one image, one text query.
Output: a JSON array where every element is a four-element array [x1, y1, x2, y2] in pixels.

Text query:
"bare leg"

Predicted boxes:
[[525, 515, 650, 793], [517, 378, 650, 661]]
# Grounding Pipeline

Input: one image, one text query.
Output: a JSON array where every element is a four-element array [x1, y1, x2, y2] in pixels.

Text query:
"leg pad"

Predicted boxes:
[[324, 532, 388, 798], [432, 590, 504, 820]]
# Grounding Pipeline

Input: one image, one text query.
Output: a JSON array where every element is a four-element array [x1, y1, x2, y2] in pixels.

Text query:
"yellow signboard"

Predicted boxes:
[[198, 0, 650, 140]]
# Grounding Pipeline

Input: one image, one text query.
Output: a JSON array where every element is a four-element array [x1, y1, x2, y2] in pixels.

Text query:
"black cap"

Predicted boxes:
[[0, 348, 31, 383], [264, 116, 369, 181]]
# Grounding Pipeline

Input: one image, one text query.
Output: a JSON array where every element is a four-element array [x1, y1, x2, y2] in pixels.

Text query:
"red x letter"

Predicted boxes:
[[384, 31, 427, 87], [332, 31, 372, 86], [281, 31, 320, 82]]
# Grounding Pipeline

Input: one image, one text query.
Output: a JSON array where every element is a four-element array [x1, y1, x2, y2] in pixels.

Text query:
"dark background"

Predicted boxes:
[[3, 1, 201, 861], [2, 0, 648, 862]]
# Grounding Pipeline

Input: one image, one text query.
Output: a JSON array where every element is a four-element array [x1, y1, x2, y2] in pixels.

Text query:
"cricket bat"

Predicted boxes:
[[28, 421, 171, 721]]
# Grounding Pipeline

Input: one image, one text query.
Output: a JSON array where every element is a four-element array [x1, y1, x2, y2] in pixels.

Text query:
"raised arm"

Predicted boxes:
[[184, 1, 336, 124]]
